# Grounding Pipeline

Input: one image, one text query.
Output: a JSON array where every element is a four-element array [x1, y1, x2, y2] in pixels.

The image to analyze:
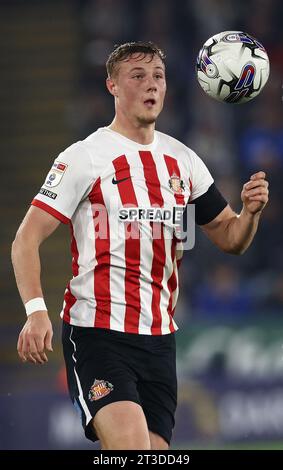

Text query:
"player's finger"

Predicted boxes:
[[245, 187, 269, 198], [44, 329, 53, 352], [21, 333, 31, 363], [33, 338, 48, 364], [250, 171, 266, 180], [34, 335, 48, 362], [35, 340, 48, 364], [28, 338, 45, 364], [17, 333, 24, 361], [248, 195, 268, 203], [34, 335, 48, 363], [17, 332, 22, 352], [27, 355, 37, 364], [26, 350, 37, 364], [33, 352, 47, 363], [245, 180, 268, 190]]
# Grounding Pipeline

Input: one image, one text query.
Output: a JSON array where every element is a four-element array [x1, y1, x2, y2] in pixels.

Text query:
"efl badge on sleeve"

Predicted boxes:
[[44, 161, 68, 188]]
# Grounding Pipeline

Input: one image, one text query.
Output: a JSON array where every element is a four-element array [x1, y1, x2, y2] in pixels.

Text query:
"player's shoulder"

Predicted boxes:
[[54, 142, 90, 175], [83, 127, 109, 146], [60, 128, 106, 161], [156, 130, 185, 148], [156, 130, 198, 161]]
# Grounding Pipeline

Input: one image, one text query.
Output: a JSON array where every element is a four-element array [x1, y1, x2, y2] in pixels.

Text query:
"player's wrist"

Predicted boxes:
[[24, 297, 47, 317], [242, 205, 261, 219]]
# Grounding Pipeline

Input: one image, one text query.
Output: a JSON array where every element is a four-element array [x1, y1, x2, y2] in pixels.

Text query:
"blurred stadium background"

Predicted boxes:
[[1, 0, 283, 450]]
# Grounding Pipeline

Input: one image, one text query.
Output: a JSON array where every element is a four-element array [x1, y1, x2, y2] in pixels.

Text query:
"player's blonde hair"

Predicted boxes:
[[106, 41, 166, 78]]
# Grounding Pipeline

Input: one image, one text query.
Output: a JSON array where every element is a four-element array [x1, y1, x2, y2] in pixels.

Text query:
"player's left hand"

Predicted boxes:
[[241, 171, 269, 215]]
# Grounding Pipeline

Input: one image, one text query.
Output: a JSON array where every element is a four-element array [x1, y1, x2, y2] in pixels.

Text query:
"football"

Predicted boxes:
[[196, 31, 270, 104]]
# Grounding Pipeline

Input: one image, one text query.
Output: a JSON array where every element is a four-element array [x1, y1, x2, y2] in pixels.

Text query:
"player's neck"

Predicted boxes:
[[108, 117, 155, 145]]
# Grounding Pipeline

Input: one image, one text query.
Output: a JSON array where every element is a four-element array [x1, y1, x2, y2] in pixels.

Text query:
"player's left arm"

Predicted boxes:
[[201, 171, 269, 255]]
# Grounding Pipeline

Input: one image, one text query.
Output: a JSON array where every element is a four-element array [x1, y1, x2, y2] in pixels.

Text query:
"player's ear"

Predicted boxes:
[[106, 77, 118, 97]]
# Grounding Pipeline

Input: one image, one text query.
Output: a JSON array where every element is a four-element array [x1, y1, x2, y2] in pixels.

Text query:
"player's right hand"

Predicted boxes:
[[17, 311, 53, 364]]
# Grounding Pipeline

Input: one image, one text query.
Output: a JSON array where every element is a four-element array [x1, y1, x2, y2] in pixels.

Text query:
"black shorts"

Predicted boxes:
[[62, 322, 177, 445]]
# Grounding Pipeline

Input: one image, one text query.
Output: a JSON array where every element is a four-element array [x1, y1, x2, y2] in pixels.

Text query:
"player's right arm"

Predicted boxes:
[[11, 206, 61, 364]]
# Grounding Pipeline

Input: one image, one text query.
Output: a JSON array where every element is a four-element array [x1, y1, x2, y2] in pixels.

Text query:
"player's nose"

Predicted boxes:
[[146, 76, 157, 91]]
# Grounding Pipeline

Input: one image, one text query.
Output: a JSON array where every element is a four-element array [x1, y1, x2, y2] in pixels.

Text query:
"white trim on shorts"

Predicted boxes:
[[69, 326, 93, 425]]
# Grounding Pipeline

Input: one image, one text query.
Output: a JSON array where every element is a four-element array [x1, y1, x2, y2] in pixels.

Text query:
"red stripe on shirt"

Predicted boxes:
[[89, 177, 111, 329], [139, 151, 165, 335], [70, 222, 79, 277], [164, 155, 187, 328], [113, 155, 141, 333], [63, 223, 79, 323], [167, 238, 177, 332], [31, 199, 70, 224], [63, 283, 77, 323], [171, 249, 183, 317], [163, 155, 185, 206]]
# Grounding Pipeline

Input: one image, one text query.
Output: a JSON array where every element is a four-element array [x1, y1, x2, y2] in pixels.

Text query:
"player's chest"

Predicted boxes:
[[93, 150, 191, 208]]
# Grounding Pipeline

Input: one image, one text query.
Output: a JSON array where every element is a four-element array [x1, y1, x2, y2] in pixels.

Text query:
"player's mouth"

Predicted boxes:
[[144, 98, 157, 108]]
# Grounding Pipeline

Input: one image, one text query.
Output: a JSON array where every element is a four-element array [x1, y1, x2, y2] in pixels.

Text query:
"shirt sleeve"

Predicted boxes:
[[189, 149, 214, 201], [192, 182, 228, 225], [31, 142, 94, 224]]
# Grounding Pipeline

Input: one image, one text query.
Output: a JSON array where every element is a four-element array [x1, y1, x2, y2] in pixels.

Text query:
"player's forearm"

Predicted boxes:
[[11, 235, 44, 304], [224, 206, 261, 255]]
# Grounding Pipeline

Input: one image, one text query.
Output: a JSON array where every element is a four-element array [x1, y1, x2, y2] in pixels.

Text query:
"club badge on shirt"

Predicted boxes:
[[44, 161, 68, 188], [169, 173, 185, 194]]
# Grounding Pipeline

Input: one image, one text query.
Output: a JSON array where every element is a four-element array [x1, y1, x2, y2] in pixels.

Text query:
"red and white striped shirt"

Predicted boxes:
[[32, 127, 213, 335]]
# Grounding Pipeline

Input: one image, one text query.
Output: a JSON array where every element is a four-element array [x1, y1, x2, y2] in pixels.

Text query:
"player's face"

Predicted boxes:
[[112, 54, 166, 125]]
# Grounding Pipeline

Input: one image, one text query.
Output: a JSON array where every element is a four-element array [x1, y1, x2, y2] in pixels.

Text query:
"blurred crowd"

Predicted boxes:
[[71, 0, 283, 321]]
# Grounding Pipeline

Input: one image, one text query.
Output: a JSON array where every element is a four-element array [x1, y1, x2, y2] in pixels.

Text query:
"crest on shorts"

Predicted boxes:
[[88, 379, 114, 402], [169, 173, 185, 194]]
